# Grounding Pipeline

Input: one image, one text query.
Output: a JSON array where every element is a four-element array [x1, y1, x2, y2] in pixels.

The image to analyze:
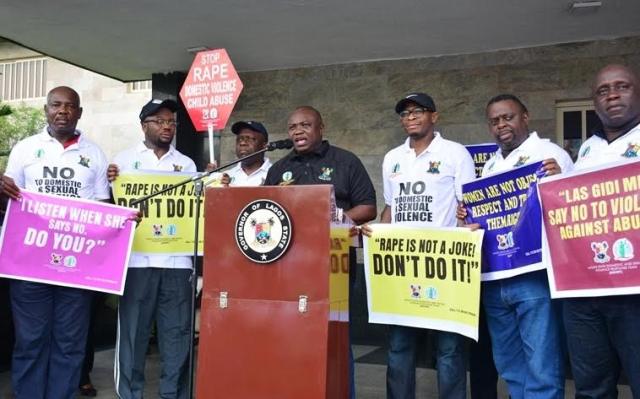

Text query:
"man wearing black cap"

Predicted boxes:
[[221, 121, 271, 186], [109, 99, 196, 399], [378, 93, 475, 399]]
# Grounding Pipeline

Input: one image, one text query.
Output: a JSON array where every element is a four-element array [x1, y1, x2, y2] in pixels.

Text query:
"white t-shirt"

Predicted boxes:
[[5, 128, 110, 200], [482, 132, 575, 177], [382, 132, 475, 227], [574, 123, 640, 170], [113, 142, 197, 269], [227, 158, 272, 187]]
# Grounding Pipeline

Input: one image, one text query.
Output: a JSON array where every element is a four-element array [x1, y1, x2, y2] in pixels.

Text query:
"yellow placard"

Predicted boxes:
[[329, 224, 351, 322], [112, 171, 205, 255], [363, 224, 484, 340]]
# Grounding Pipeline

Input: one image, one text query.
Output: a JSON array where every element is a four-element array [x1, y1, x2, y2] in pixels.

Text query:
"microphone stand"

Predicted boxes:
[[129, 141, 290, 399], [130, 145, 281, 206]]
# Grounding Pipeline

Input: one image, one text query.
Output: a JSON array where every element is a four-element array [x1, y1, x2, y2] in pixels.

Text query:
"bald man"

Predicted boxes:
[[1, 86, 110, 399], [564, 64, 640, 397]]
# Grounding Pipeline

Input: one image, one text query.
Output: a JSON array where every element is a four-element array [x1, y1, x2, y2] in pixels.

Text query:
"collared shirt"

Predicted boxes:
[[482, 132, 575, 177], [113, 142, 196, 173], [383, 132, 475, 227], [113, 141, 197, 269], [264, 141, 376, 211], [227, 158, 272, 187], [575, 123, 640, 170], [5, 127, 110, 200]]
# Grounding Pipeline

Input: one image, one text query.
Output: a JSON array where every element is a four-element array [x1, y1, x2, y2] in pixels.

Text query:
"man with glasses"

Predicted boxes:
[[379, 93, 475, 399], [108, 99, 196, 399], [220, 121, 271, 186]]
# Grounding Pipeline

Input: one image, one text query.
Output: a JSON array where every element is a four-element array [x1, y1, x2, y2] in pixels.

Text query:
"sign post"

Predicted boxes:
[[179, 48, 243, 164], [178, 48, 243, 398]]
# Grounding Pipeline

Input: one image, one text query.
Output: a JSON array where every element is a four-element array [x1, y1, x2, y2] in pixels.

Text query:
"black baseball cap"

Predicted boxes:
[[395, 93, 437, 114], [231, 121, 269, 141], [139, 99, 179, 121]]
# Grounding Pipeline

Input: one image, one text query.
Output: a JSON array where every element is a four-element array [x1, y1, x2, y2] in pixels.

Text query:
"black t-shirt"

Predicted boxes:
[[264, 141, 376, 211]]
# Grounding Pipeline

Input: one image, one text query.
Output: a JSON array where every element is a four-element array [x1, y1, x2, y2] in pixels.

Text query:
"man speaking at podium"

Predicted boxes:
[[264, 106, 376, 225], [264, 105, 377, 397]]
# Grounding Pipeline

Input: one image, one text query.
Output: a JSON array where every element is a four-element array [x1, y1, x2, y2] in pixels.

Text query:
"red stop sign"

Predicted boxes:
[[179, 49, 243, 131]]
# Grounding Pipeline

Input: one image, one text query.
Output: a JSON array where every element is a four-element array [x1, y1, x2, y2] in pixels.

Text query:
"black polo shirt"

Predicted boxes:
[[264, 141, 376, 211]]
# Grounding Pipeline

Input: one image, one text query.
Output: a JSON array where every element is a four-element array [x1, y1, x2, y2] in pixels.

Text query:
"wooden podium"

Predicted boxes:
[[196, 185, 350, 398]]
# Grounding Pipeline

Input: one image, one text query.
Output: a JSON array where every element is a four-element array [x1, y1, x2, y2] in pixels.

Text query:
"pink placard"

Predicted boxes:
[[0, 190, 137, 294], [539, 159, 640, 297]]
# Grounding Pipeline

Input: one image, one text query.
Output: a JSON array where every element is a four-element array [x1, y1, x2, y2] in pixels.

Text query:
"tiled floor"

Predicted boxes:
[[0, 344, 633, 398]]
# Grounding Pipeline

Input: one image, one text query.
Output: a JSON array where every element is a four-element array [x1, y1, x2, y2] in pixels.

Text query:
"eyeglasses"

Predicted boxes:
[[144, 119, 178, 127], [236, 136, 258, 144], [399, 107, 430, 120], [595, 82, 632, 98]]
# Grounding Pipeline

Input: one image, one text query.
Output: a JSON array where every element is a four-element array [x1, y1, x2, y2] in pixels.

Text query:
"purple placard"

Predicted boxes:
[[466, 143, 499, 178], [0, 190, 137, 294], [462, 162, 546, 281]]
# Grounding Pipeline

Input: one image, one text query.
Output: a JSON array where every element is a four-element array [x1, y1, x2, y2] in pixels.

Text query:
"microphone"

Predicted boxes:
[[267, 139, 294, 151]]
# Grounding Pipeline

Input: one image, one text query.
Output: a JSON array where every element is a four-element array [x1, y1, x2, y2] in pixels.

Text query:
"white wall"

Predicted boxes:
[[1, 42, 151, 160]]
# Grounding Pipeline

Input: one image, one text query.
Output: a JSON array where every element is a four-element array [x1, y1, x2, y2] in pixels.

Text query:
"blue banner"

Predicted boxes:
[[462, 162, 546, 280], [466, 143, 499, 178]]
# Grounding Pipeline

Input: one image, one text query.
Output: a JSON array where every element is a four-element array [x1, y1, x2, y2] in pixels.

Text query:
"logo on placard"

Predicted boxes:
[[50, 253, 63, 265], [64, 256, 77, 268], [152, 224, 163, 237], [235, 199, 292, 263], [613, 238, 634, 261], [410, 284, 421, 298], [591, 241, 610, 263], [167, 224, 177, 236], [496, 231, 515, 250], [425, 286, 438, 300]]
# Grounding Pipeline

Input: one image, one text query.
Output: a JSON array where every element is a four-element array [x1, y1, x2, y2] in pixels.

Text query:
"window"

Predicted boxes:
[[556, 100, 603, 161], [127, 80, 152, 92], [0, 58, 47, 101]]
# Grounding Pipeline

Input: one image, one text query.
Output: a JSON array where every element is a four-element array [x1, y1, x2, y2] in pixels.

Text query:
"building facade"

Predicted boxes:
[[1, 35, 638, 353]]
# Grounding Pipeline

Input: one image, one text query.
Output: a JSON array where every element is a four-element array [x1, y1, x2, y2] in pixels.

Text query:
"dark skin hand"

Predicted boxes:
[[204, 162, 230, 186], [105, 164, 142, 225], [456, 157, 562, 229], [344, 205, 377, 226], [0, 174, 21, 200], [220, 173, 231, 186], [107, 163, 119, 183]]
